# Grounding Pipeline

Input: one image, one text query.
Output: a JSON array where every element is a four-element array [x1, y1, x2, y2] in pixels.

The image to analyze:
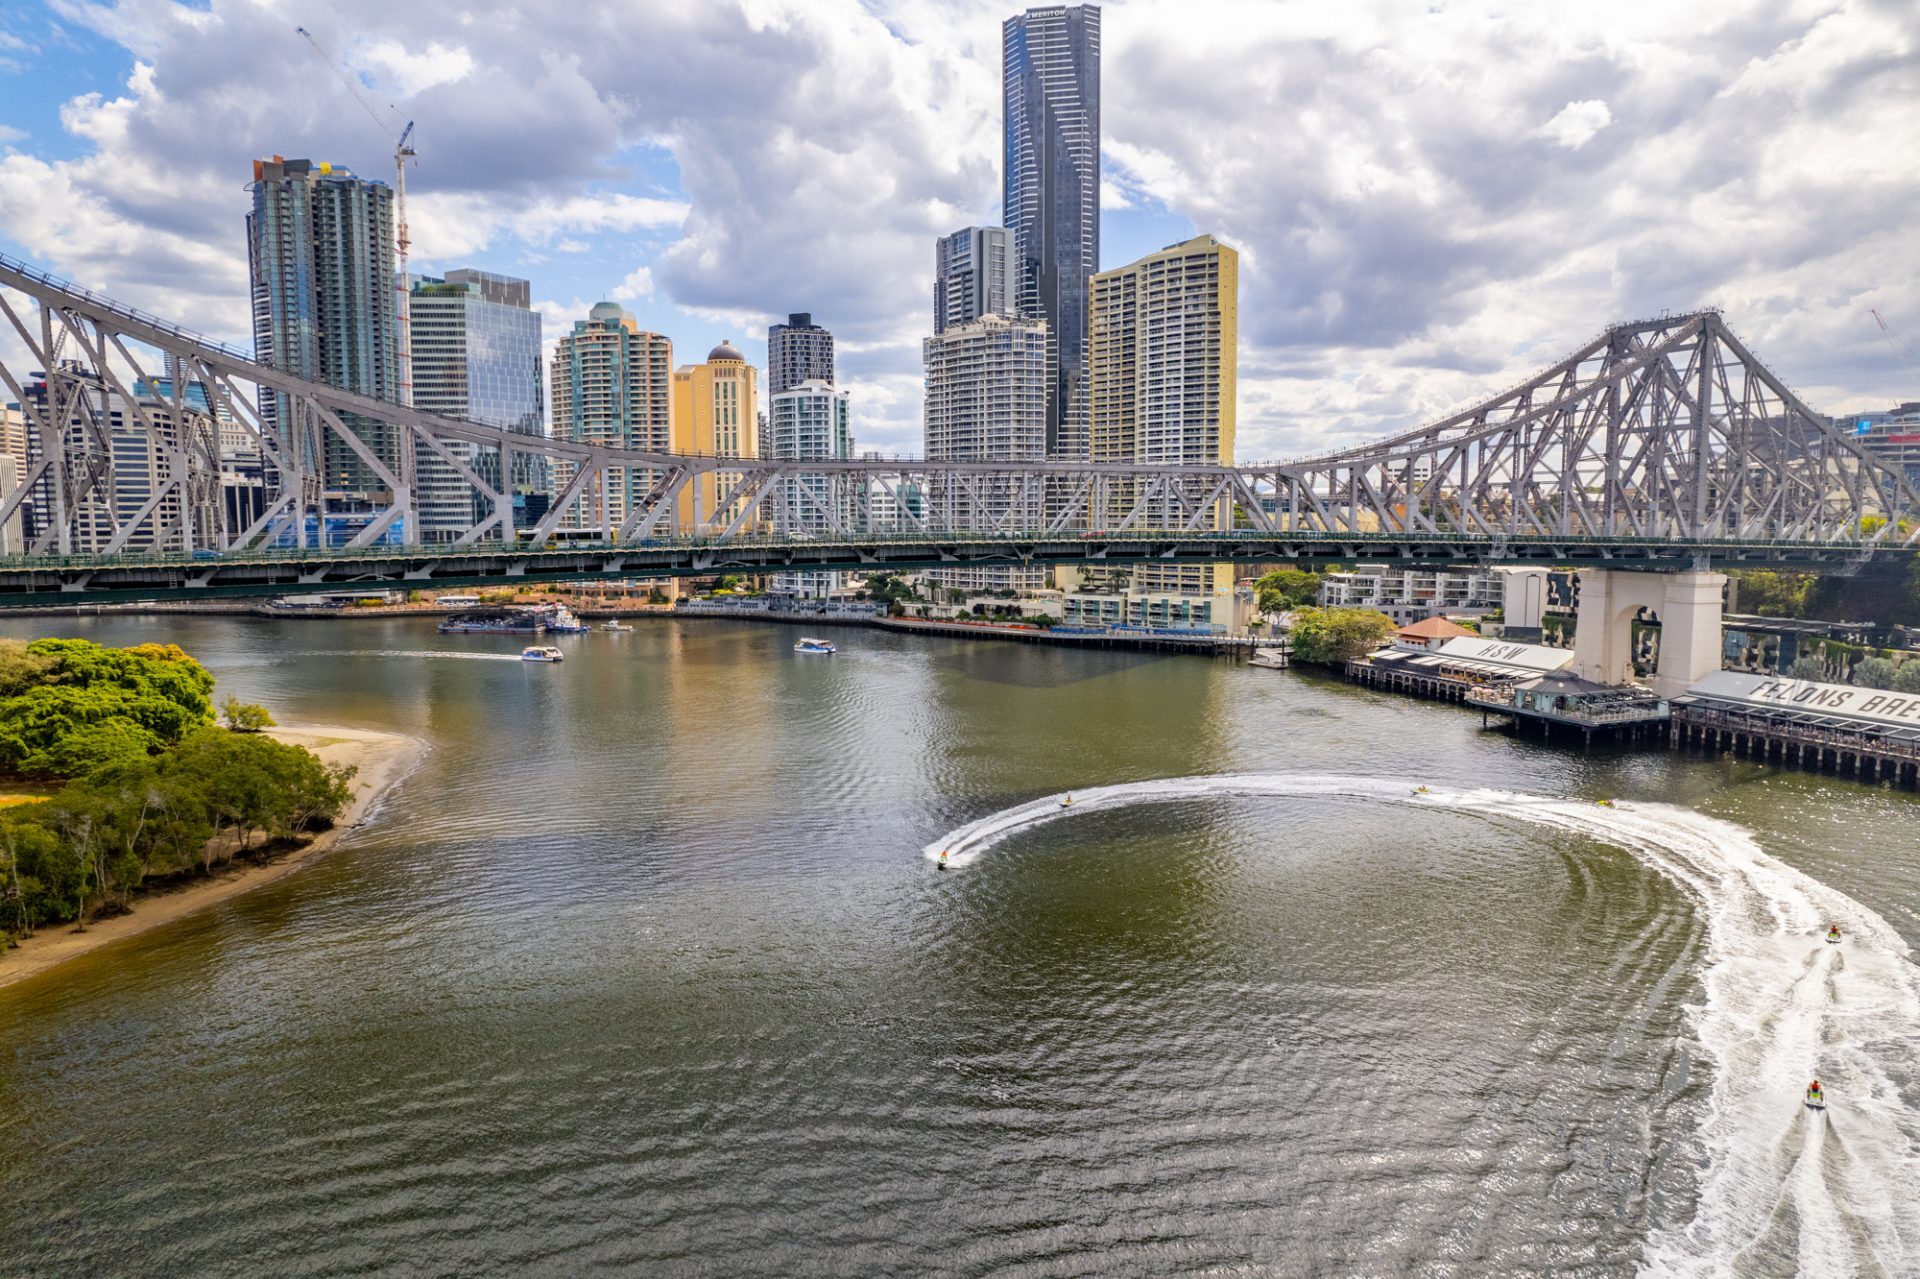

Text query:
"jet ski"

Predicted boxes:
[[1827, 926, 1842, 944], [1595, 799, 1616, 809], [937, 850, 949, 870], [1060, 794, 1073, 809], [1412, 786, 1431, 796], [1806, 1081, 1825, 1110]]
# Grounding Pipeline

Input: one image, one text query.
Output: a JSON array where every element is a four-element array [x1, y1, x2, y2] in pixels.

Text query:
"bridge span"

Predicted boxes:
[[0, 530, 1896, 609], [0, 250, 1916, 617]]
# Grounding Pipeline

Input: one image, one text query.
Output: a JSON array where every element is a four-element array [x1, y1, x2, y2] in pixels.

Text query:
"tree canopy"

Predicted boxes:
[[0, 639, 353, 943], [1289, 607, 1397, 665], [1254, 568, 1325, 615], [0, 639, 215, 778]]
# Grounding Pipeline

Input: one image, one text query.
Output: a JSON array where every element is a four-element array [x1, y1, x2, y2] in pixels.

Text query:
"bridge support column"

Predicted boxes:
[[1572, 569, 1725, 699], [1653, 570, 1728, 701]]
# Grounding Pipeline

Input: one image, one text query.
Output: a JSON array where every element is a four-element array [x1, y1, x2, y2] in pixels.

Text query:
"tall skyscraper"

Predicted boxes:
[[550, 302, 673, 533], [1088, 233, 1238, 597], [671, 341, 759, 531], [410, 270, 543, 540], [766, 313, 835, 395], [934, 227, 1015, 334], [1003, 4, 1100, 458], [923, 313, 1049, 591], [247, 155, 400, 496]]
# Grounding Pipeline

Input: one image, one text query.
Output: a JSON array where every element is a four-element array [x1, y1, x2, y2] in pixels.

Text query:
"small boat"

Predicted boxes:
[[520, 645, 565, 663], [1806, 1081, 1825, 1110], [602, 620, 634, 632], [1827, 926, 1842, 944], [794, 637, 836, 654]]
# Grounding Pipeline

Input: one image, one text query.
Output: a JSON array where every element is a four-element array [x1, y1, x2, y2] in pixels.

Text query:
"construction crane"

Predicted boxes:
[[1872, 308, 1917, 384], [297, 25, 416, 410]]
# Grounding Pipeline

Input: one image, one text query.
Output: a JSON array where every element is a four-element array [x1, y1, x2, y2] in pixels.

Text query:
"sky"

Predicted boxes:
[[0, 0, 1916, 460]]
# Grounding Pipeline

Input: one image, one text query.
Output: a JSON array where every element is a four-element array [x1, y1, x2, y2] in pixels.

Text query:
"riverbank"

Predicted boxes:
[[0, 723, 420, 991], [17, 599, 1268, 655]]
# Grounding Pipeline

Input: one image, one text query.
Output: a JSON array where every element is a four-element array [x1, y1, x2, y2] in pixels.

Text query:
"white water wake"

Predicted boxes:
[[925, 774, 1920, 1276]]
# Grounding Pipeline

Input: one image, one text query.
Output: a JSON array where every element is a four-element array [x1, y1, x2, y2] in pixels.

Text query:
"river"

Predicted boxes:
[[2, 616, 1917, 1277]]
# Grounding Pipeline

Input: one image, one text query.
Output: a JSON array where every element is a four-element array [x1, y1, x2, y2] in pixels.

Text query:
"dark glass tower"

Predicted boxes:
[[766, 313, 835, 395], [1003, 4, 1100, 458]]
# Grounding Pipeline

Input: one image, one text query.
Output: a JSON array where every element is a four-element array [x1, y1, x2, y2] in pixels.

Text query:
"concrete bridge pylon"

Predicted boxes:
[[1571, 569, 1727, 700]]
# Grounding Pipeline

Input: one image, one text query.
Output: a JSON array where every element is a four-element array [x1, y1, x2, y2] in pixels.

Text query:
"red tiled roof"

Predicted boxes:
[[1397, 616, 1474, 640]]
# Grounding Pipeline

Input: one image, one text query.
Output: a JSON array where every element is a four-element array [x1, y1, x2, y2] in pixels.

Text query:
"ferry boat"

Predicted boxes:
[[520, 645, 565, 662], [542, 606, 589, 634], [794, 637, 836, 654]]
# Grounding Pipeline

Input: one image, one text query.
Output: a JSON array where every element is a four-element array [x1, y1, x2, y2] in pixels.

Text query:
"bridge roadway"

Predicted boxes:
[[0, 530, 1894, 607]]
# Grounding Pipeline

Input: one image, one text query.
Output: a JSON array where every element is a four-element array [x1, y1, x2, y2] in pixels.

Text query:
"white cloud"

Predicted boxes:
[[610, 265, 654, 302], [1539, 99, 1613, 149], [5, 0, 1917, 460], [352, 38, 475, 97]]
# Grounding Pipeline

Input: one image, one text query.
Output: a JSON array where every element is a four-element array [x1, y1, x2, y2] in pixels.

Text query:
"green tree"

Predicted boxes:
[[1254, 568, 1324, 614], [1732, 570, 1816, 618], [1894, 660, 1920, 694], [0, 639, 53, 697], [1853, 656, 1897, 689], [0, 639, 215, 778], [221, 696, 276, 733], [0, 641, 353, 936], [1289, 607, 1397, 664], [1788, 655, 1827, 681], [0, 813, 72, 940]]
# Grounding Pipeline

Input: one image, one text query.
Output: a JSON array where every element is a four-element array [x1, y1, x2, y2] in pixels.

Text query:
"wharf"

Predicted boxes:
[[876, 616, 1257, 654], [1670, 678, 1920, 789]]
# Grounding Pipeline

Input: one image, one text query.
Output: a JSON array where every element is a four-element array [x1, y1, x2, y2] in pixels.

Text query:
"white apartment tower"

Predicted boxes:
[[922, 313, 1049, 590]]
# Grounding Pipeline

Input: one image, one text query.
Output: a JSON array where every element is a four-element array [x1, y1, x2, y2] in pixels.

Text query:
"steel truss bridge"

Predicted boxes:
[[0, 251, 1914, 606]]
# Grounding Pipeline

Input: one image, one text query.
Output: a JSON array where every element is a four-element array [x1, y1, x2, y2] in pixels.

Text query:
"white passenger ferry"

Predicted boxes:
[[520, 646, 565, 662]]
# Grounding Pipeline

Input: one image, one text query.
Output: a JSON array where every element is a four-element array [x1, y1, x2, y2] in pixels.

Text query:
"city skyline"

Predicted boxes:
[[0, 1, 1916, 464]]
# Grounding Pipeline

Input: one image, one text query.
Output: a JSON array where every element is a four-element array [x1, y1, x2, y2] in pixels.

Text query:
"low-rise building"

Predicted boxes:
[[1840, 401, 1920, 487], [1062, 589, 1246, 633], [1318, 564, 1501, 624]]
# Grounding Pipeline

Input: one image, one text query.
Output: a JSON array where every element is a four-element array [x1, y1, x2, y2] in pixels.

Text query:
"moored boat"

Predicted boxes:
[[542, 606, 589, 634], [439, 607, 544, 634]]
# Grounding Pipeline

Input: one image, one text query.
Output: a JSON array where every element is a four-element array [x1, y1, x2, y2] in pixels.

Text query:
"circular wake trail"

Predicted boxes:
[[925, 774, 1920, 1276]]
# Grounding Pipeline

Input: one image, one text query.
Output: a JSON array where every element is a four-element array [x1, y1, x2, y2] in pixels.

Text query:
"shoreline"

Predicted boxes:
[[17, 600, 1267, 654], [0, 722, 421, 992]]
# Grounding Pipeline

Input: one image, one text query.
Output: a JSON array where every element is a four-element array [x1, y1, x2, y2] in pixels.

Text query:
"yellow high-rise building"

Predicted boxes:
[[671, 340, 759, 532], [1087, 234, 1238, 598]]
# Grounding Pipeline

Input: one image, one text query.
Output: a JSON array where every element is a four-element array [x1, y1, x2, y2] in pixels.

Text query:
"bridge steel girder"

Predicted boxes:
[[2, 253, 1917, 590], [0, 533, 1900, 608]]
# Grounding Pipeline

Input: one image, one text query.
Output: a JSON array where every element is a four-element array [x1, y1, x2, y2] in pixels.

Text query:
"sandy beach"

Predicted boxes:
[[0, 723, 421, 991]]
